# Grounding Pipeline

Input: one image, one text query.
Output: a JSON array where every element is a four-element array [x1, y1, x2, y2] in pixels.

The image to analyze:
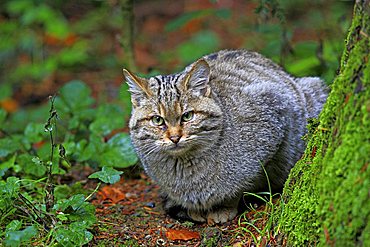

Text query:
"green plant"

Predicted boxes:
[[0, 81, 136, 246], [0, 0, 88, 85], [237, 167, 284, 246]]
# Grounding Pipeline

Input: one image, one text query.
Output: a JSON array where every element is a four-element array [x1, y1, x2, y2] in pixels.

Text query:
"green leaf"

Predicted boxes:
[[45, 17, 69, 39], [4, 225, 38, 247], [55, 194, 85, 211], [5, 220, 22, 232], [57, 42, 88, 66], [0, 154, 16, 177], [72, 137, 102, 163], [55, 222, 93, 246], [54, 194, 96, 226], [89, 104, 125, 136], [286, 57, 319, 76], [99, 133, 138, 168], [0, 108, 7, 126], [176, 31, 220, 63], [57, 80, 94, 113], [165, 9, 230, 32], [6, 0, 34, 15], [17, 154, 46, 177], [54, 182, 86, 200], [5, 105, 49, 133], [0, 177, 20, 198], [0, 138, 20, 158], [24, 123, 45, 143], [0, 84, 12, 101], [88, 166, 123, 184], [165, 10, 205, 32], [69, 202, 96, 225]]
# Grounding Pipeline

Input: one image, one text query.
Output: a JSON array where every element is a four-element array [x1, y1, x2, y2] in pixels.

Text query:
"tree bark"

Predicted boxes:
[[120, 0, 136, 70], [279, 0, 370, 246]]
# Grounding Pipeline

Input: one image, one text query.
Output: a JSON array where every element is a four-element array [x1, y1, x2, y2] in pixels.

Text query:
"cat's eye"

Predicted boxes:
[[151, 115, 165, 126], [181, 111, 194, 122]]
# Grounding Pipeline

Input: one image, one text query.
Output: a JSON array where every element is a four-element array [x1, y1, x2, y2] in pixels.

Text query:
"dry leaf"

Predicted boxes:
[[165, 228, 200, 241], [97, 186, 126, 204]]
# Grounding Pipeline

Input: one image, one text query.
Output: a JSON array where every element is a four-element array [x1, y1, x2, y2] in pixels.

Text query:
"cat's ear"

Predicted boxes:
[[184, 59, 211, 97], [123, 69, 152, 107]]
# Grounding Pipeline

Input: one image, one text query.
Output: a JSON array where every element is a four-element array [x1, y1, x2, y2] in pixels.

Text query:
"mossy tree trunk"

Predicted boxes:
[[279, 0, 369, 246]]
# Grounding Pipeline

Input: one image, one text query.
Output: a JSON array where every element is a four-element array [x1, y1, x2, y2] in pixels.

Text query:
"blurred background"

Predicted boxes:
[[0, 0, 353, 172], [0, 0, 352, 112]]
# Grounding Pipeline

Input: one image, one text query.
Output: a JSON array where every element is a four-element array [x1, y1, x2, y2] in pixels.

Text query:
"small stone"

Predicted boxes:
[[145, 202, 155, 208], [125, 192, 137, 198], [156, 238, 166, 245], [145, 235, 151, 239]]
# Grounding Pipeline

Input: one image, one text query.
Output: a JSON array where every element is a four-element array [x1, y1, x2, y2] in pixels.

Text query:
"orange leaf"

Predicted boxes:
[[33, 141, 46, 149], [0, 98, 19, 113], [165, 228, 200, 241], [63, 34, 78, 46], [97, 186, 126, 204], [44, 34, 60, 46]]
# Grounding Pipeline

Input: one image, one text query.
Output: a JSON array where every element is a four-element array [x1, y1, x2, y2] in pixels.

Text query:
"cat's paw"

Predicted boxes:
[[206, 207, 237, 224], [187, 210, 206, 223]]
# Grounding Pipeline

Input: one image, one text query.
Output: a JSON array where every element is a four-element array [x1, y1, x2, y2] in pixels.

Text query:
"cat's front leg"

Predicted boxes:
[[187, 206, 237, 224], [187, 209, 206, 222], [206, 198, 239, 224], [206, 206, 238, 224]]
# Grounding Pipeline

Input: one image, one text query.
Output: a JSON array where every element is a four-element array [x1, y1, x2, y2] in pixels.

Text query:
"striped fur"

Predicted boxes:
[[123, 49, 328, 223]]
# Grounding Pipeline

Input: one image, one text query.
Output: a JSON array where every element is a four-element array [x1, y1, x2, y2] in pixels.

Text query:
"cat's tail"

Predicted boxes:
[[296, 77, 329, 119]]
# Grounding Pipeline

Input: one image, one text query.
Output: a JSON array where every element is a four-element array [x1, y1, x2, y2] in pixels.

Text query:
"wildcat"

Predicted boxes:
[[123, 49, 328, 223]]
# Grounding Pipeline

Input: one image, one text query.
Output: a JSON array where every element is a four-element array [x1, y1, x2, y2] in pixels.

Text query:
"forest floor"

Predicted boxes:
[[83, 169, 282, 247]]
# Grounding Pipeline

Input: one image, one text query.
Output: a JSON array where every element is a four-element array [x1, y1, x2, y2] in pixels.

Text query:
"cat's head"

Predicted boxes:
[[123, 59, 223, 158]]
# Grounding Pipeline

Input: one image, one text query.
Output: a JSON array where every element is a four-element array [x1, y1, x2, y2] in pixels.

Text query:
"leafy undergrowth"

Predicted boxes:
[[0, 81, 137, 246], [90, 172, 284, 246], [0, 78, 282, 246]]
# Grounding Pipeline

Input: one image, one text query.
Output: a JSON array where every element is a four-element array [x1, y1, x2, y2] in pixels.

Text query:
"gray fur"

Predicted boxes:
[[123, 49, 328, 223]]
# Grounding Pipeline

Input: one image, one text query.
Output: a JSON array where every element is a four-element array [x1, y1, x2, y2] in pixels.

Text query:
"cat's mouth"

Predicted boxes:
[[165, 142, 189, 155]]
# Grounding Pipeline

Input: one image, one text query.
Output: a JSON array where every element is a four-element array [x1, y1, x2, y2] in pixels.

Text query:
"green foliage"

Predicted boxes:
[[0, 0, 127, 94], [176, 31, 220, 64], [89, 166, 123, 184], [160, 0, 349, 84], [165, 8, 231, 32], [0, 0, 88, 85], [0, 80, 136, 246], [54, 221, 94, 247], [4, 221, 38, 247], [237, 166, 284, 245]]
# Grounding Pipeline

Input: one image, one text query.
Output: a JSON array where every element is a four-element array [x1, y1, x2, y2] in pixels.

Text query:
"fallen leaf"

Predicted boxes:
[[97, 186, 126, 204], [165, 228, 200, 241]]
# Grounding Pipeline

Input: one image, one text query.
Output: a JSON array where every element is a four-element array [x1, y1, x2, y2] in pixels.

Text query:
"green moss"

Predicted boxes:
[[279, 2, 370, 246]]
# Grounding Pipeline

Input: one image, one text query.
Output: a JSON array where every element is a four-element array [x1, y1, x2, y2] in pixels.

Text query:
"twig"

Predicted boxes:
[[85, 182, 101, 202], [44, 95, 58, 213], [17, 193, 50, 229]]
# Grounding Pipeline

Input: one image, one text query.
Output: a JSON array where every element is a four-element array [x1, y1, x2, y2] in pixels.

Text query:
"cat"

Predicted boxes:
[[123, 49, 328, 224]]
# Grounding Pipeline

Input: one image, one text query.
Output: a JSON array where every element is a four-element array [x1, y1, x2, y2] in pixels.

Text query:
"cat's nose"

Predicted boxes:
[[169, 135, 181, 144]]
